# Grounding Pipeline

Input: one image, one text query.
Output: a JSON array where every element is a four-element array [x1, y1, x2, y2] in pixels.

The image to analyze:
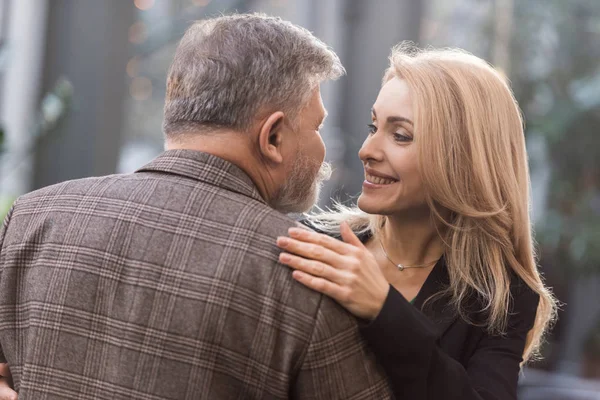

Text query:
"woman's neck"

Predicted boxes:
[[379, 211, 446, 268]]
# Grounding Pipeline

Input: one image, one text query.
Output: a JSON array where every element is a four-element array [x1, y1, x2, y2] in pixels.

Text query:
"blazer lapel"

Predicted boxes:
[[412, 257, 458, 338]]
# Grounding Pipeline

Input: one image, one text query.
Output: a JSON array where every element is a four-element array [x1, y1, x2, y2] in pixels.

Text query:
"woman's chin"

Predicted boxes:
[[357, 194, 390, 215]]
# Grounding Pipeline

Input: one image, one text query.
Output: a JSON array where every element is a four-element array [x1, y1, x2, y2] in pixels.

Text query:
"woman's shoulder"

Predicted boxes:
[[455, 269, 539, 332], [507, 272, 540, 327], [467, 272, 539, 333]]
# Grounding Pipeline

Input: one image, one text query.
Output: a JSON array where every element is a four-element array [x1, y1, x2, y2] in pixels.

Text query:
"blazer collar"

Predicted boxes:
[[136, 150, 266, 204]]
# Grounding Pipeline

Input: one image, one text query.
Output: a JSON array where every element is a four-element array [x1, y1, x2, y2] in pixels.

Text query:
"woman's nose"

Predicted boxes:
[[358, 134, 384, 163]]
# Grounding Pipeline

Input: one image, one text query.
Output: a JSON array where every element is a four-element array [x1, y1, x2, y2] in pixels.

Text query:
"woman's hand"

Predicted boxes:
[[277, 222, 389, 320], [0, 363, 16, 400]]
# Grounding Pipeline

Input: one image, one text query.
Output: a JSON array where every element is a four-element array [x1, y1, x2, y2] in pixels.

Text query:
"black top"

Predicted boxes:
[[302, 221, 540, 400]]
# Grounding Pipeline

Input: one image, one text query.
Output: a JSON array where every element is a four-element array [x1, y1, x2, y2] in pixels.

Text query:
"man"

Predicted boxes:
[[0, 14, 392, 399]]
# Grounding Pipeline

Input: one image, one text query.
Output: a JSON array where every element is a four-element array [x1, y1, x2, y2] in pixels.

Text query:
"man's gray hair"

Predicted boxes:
[[163, 13, 345, 136]]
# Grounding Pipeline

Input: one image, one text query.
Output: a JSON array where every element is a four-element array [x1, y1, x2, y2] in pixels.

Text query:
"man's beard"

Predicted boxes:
[[272, 156, 332, 214]]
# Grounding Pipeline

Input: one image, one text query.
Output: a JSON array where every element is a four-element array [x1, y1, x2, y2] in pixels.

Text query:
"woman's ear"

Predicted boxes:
[[257, 111, 286, 164]]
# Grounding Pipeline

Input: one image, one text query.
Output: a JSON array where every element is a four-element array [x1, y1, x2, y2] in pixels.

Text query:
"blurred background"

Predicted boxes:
[[0, 0, 598, 397]]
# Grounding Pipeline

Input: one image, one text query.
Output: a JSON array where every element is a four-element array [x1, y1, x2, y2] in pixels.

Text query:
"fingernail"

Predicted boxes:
[[279, 253, 291, 262], [277, 237, 289, 247], [292, 271, 304, 280]]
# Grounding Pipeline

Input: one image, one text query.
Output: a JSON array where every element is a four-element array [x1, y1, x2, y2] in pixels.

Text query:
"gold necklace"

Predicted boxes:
[[378, 236, 439, 271]]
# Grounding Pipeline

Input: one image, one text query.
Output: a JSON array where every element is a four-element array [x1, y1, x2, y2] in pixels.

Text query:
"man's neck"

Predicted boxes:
[[165, 134, 276, 206]]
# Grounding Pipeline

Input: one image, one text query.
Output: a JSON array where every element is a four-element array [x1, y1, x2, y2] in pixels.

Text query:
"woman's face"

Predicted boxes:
[[357, 77, 427, 216]]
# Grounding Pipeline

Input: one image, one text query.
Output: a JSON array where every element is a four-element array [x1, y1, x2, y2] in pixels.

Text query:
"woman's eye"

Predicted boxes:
[[368, 123, 412, 142], [393, 132, 413, 142]]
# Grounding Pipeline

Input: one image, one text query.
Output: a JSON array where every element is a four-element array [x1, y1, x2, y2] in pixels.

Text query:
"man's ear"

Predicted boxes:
[[257, 111, 286, 164]]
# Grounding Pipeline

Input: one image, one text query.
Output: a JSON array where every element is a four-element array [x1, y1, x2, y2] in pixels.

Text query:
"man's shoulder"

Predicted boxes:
[[18, 174, 133, 202], [249, 209, 303, 238]]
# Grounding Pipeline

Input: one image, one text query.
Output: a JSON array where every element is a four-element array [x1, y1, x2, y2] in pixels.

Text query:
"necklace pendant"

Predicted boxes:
[[397, 264, 405, 271]]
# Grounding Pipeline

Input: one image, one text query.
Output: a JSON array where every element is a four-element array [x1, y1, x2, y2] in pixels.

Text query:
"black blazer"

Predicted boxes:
[[359, 255, 539, 400]]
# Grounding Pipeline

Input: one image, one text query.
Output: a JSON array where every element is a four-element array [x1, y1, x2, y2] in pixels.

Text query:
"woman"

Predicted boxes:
[[276, 44, 556, 399]]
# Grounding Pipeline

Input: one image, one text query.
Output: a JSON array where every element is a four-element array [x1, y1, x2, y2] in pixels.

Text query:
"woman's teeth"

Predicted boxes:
[[366, 174, 396, 185]]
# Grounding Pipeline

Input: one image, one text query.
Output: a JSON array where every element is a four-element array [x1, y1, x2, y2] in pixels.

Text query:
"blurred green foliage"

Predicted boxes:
[[0, 77, 73, 220], [509, 0, 600, 275], [0, 125, 15, 220], [0, 126, 10, 219]]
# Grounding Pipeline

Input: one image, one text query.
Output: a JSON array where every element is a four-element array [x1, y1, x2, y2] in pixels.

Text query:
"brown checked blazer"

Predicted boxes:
[[0, 150, 392, 400]]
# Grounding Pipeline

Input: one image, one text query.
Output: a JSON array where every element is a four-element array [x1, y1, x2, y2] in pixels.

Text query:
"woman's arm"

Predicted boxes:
[[360, 284, 539, 400], [277, 224, 539, 400]]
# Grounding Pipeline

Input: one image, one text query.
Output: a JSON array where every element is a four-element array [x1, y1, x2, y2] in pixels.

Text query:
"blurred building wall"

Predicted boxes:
[[32, 0, 135, 189], [335, 0, 423, 198], [0, 0, 48, 196]]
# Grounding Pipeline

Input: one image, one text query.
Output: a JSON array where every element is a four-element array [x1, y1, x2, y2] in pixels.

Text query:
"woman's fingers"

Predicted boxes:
[[279, 252, 346, 283], [287, 227, 356, 254], [0, 364, 16, 400], [277, 223, 389, 320], [0, 379, 16, 400], [277, 236, 343, 266], [339, 221, 365, 248], [291, 270, 347, 301]]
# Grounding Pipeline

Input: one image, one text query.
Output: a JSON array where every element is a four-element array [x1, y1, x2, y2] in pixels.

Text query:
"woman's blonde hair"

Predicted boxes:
[[308, 43, 556, 362]]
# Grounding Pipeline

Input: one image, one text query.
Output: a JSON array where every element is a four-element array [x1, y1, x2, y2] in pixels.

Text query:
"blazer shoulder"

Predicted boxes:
[[18, 174, 132, 201], [250, 208, 301, 239]]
